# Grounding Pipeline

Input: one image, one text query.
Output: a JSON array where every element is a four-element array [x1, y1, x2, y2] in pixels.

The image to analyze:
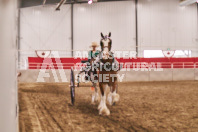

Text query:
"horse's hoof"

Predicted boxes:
[[99, 107, 110, 116]]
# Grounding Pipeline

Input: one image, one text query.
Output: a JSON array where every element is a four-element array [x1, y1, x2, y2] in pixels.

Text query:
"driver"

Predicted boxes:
[[85, 42, 100, 81], [88, 42, 100, 64]]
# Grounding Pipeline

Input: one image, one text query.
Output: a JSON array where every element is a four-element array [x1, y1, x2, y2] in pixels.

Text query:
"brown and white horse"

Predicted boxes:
[[96, 32, 120, 116]]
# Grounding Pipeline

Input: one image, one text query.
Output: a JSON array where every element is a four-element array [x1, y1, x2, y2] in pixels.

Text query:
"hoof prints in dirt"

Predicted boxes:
[[19, 81, 198, 132]]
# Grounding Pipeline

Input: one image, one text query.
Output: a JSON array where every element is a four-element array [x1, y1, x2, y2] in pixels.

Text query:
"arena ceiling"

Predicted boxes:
[[20, 0, 133, 8]]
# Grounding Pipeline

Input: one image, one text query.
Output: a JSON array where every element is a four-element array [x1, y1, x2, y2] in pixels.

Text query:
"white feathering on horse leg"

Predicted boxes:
[[112, 91, 120, 103], [91, 92, 99, 104], [95, 92, 99, 102], [95, 86, 99, 102], [99, 84, 110, 115], [98, 95, 103, 110], [91, 83, 99, 104], [107, 92, 113, 105], [113, 93, 120, 102], [99, 95, 110, 116], [91, 93, 96, 104]]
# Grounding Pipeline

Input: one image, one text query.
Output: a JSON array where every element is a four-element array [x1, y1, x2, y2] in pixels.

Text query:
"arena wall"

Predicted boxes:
[[73, 1, 136, 51], [19, 1, 136, 62], [138, 0, 198, 56], [19, 0, 198, 61], [18, 0, 198, 82], [19, 4, 72, 60]]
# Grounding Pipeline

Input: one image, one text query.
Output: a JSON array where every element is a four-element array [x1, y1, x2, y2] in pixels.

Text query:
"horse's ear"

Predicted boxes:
[[110, 40, 112, 51], [100, 41, 103, 51], [108, 32, 111, 37], [101, 32, 104, 39]]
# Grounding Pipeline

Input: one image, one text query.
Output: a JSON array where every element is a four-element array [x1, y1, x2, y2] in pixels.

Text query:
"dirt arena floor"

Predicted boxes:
[[18, 81, 198, 132]]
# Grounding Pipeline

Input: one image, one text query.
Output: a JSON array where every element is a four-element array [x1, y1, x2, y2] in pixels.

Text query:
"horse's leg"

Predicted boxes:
[[91, 82, 99, 104], [107, 86, 113, 105], [112, 81, 120, 105], [98, 83, 103, 110], [90, 71, 99, 104], [98, 83, 110, 115], [108, 80, 120, 105]]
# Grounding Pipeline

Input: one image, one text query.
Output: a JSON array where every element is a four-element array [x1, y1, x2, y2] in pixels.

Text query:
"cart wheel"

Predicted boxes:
[[70, 68, 75, 105]]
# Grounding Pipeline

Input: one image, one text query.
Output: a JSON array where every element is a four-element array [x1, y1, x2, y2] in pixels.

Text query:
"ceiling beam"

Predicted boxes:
[[20, 0, 132, 8], [55, 0, 66, 10], [180, 0, 197, 6]]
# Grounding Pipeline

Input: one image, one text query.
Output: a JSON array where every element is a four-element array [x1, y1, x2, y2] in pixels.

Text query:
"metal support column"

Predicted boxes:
[[135, 0, 138, 57], [71, 3, 74, 57], [18, 9, 20, 63]]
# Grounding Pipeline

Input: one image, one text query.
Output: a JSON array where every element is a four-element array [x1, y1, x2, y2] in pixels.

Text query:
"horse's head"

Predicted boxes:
[[100, 32, 112, 60]]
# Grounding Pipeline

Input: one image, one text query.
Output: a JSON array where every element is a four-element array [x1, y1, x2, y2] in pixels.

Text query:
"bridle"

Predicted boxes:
[[97, 32, 119, 71], [100, 36, 112, 51]]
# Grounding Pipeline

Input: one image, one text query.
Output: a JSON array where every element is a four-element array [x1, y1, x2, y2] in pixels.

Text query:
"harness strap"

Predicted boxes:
[[99, 51, 115, 63]]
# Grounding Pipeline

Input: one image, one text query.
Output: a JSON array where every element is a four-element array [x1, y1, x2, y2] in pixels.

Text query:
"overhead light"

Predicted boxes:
[[180, 0, 197, 6], [88, 0, 93, 4]]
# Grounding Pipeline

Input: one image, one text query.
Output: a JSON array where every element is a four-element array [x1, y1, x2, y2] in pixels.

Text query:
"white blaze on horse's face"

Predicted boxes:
[[102, 39, 110, 60]]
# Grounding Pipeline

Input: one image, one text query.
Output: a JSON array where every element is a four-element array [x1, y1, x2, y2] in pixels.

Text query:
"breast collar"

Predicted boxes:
[[99, 51, 114, 64]]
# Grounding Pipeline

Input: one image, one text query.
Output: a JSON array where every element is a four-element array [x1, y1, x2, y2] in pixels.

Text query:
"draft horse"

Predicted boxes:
[[96, 32, 120, 116]]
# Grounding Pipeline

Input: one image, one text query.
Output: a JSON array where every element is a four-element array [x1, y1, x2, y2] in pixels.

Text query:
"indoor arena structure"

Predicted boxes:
[[0, 0, 198, 132]]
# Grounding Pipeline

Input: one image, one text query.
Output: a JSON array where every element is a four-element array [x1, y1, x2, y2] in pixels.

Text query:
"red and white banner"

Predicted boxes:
[[28, 57, 198, 69]]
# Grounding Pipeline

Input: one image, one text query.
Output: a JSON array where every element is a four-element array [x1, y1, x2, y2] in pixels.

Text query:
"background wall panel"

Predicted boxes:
[[138, 0, 198, 57], [20, 5, 71, 56], [19, 1, 198, 60], [73, 1, 136, 52]]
